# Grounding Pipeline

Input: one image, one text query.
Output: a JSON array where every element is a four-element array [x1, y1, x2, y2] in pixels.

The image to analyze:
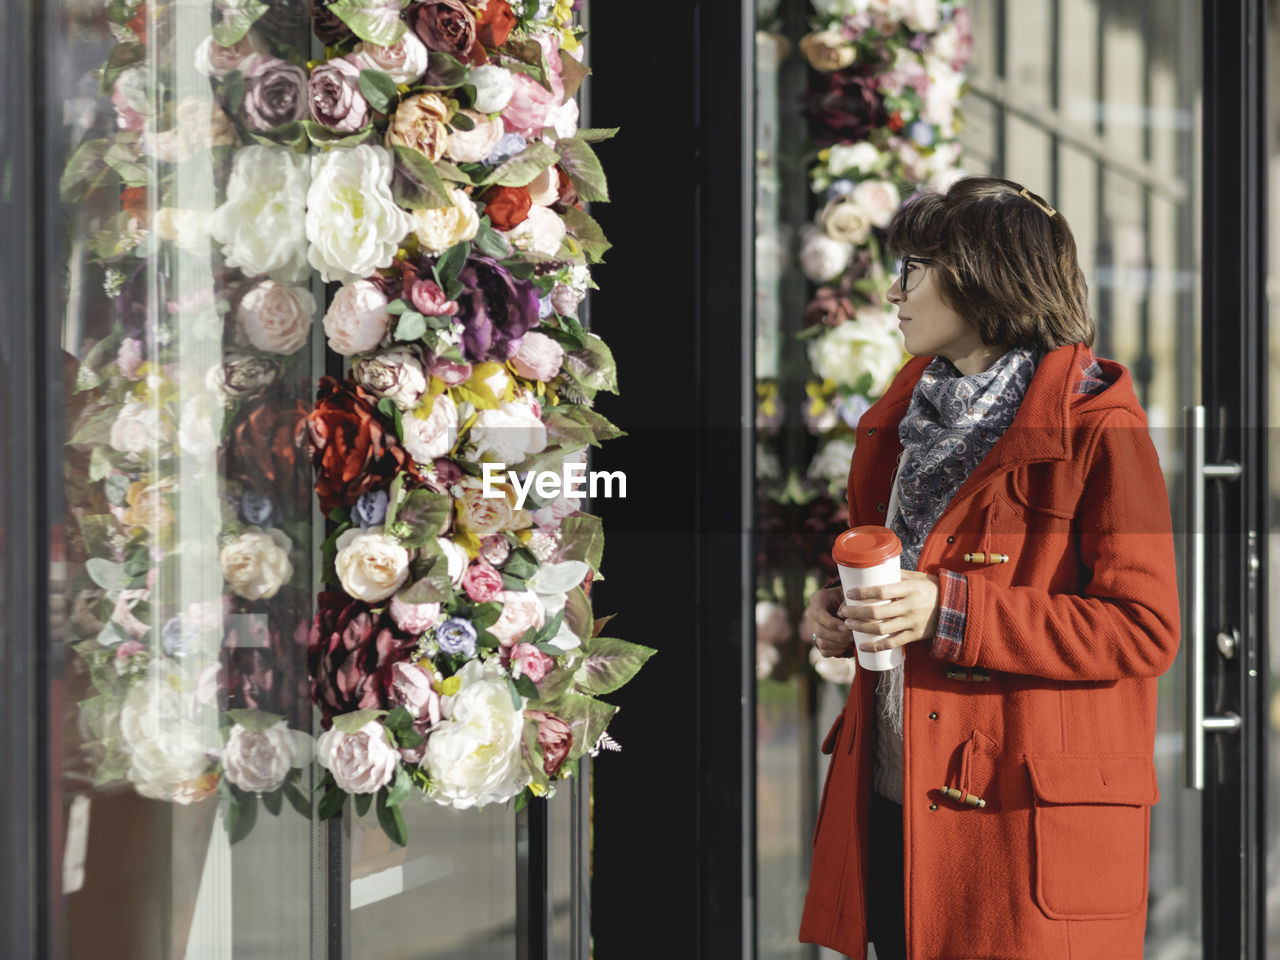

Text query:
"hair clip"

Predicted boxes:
[[1018, 187, 1057, 218]]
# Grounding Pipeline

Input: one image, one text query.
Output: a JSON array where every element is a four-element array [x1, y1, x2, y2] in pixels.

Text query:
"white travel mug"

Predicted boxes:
[[832, 526, 904, 671]]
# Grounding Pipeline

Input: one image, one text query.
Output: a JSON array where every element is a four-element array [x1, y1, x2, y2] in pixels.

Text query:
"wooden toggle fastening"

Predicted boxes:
[[943, 668, 992, 683], [940, 786, 986, 808], [963, 552, 1009, 564]]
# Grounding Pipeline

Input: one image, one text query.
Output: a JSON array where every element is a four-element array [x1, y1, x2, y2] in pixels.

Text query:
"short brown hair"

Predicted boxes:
[[886, 176, 1095, 350]]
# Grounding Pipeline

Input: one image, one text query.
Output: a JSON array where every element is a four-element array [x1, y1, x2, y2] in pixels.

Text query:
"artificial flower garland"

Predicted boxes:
[[62, 0, 650, 846], [756, 0, 972, 685]]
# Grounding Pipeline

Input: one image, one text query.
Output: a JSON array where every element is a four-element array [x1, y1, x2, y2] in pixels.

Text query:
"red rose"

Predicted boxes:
[[409, 0, 482, 66], [462, 561, 504, 602], [306, 376, 422, 511], [526, 710, 573, 776], [482, 185, 533, 231], [476, 0, 516, 48], [223, 386, 311, 506], [308, 591, 417, 728]]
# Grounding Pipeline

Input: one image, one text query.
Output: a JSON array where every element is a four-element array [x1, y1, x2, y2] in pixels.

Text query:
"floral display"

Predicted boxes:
[[756, 0, 971, 683], [61, 0, 648, 845]]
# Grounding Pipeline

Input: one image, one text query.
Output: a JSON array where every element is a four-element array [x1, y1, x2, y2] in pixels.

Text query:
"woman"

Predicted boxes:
[[798, 177, 1180, 960]]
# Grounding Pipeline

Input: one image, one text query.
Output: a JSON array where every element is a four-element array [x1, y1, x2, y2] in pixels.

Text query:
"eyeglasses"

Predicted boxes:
[[896, 255, 935, 295]]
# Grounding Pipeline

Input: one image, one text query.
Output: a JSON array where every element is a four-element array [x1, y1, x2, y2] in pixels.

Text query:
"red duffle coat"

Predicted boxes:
[[799, 342, 1181, 960]]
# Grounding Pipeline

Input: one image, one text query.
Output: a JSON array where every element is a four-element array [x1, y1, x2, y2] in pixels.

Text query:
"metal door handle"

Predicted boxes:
[[1183, 405, 1243, 790]]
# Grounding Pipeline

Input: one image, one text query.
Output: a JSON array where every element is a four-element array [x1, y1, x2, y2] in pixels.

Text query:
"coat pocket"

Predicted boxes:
[[812, 711, 856, 848], [1026, 754, 1159, 920]]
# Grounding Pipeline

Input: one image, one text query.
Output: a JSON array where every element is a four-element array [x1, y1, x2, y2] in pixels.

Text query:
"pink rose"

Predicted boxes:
[[389, 660, 443, 755], [489, 590, 545, 647], [445, 110, 505, 163], [323, 280, 390, 356], [501, 73, 559, 138], [479, 535, 511, 566], [526, 710, 573, 776], [462, 561, 504, 602], [511, 642, 555, 683], [116, 639, 147, 659], [316, 721, 399, 794], [389, 594, 442, 634], [509, 331, 565, 382], [195, 33, 267, 79], [235, 279, 315, 355], [117, 338, 145, 379], [426, 352, 471, 386], [410, 279, 459, 317]]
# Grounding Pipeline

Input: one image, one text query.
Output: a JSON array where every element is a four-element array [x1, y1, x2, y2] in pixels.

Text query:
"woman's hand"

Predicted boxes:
[[803, 585, 856, 659], [841, 570, 941, 653]]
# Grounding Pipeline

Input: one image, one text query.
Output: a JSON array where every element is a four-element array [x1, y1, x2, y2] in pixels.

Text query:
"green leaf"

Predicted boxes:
[[556, 137, 610, 203], [98, 42, 146, 95], [563, 586, 594, 646], [328, 506, 351, 524], [387, 299, 409, 316], [536, 610, 565, 646], [513, 785, 533, 814], [59, 139, 112, 202], [388, 489, 452, 548], [550, 693, 618, 762], [224, 70, 246, 114], [572, 637, 655, 696], [539, 314, 588, 350], [473, 220, 510, 259], [300, 120, 376, 147], [423, 51, 470, 90], [385, 472, 405, 527], [560, 54, 591, 100], [212, 0, 269, 46], [355, 792, 373, 818], [386, 765, 412, 806], [328, 0, 409, 47], [88, 446, 114, 482], [478, 141, 560, 188], [384, 706, 425, 749], [449, 111, 475, 131], [395, 312, 427, 341], [503, 548, 539, 581], [435, 240, 471, 286], [398, 554, 453, 603], [226, 709, 286, 733], [359, 68, 401, 115], [330, 709, 386, 733], [507, 677, 523, 710], [543, 406, 624, 449], [226, 791, 258, 843], [557, 515, 605, 572], [318, 785, 348, 820], [283, 778, 313, 818], [376, 789, 409, 846], [563, 335, 619, 395], [262, 788, 284, 817], [393, 145, 453, 210], [574, 127, 620, 143], [435, 158, 472, 183], [86, 558, 124, 592], [560, 206, 612, 263], [470, 600, 503, 629]]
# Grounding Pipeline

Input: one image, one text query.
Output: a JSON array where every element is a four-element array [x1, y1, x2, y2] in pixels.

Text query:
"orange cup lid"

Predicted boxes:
[[833, 526, 902, 568]]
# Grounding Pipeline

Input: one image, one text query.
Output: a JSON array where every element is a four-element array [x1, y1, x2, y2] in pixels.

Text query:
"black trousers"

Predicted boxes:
[[866, 791, 907, 960]]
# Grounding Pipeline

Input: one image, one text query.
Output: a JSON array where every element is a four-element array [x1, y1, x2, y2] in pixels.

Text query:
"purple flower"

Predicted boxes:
[[162, 617, 197, 657], [354, 490, 389, 528], [436, 617, 478, 657], [453, 256, 541, 363], [485, 133, 527, 165], [244, 56, 308, 132], [308, 57, 370, 133], [909, 120, 935, 148]]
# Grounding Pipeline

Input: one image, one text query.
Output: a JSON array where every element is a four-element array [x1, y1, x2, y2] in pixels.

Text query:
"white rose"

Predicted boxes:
[[851, 180, 901, 229], [549, 96, 579, 142], [808, 320, 904, 396], [489, 589, 546, 647], [855, 304, 898, 333], [177, 397, 222, 458], [470, 64, 515, 114], [509, 331, 564, 381], [144, 96, 237, 164], [928, 165, 966, 193], [323, 280, 391, 356], [923, 58, 965, 132], [932, 18, 962, 64], [550, 282, 583, 317], [810, 644, 859, 685], [504, 206, 566, 257], [351, 32, 430, 84], [235, 279, 315, 355], [223, 720, 308, 793], [316, 721, 399, 794], [153, 207, 213, 255], [410, 185, 480, 256], [896, 0, 941, 31], [211, 146, 310, 284], [799, 226, 853, 283], [526, 166, 560, 207], [220, 527, 294, 601], [306, 145, 413, 283], [827, 141, 884, 177], [194, 32, 268, 79], [820, 198, 872, 244], [109, 400, 171, 457], [402, 393, 459, 463], [334, 526, 411, 603], [471, 400, 547, 464], [438, 536, 469, 587], [120, 660, 218, 804], [424, 660, 528, 809], [445, 111, 505, 163], [807, 438, 858, 484], [757, 642, 781, 680], [353, 345, 428, 409]]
